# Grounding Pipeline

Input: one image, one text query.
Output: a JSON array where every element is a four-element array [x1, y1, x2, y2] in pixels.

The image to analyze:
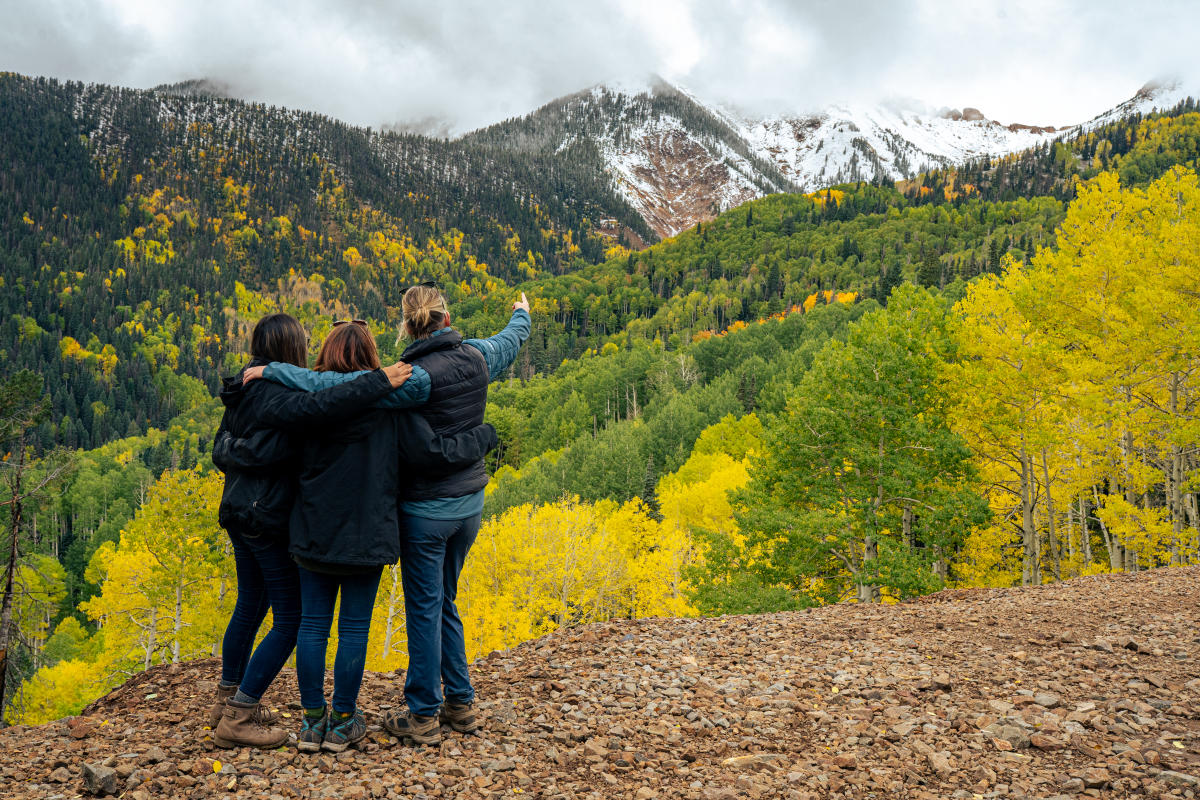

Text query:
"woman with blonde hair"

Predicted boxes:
[[256, 286, 530, 745]]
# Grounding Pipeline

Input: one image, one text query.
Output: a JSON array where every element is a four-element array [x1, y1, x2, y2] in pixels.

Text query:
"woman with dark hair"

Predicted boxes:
[[244, 319, 500, 752], [210, 313, 411, 749], [251, 288, 530, 746]]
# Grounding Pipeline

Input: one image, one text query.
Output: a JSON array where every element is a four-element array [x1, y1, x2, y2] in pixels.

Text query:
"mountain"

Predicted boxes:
[[718, 99, 1059, 189], [1074, 78, 1196, 132], [466, 78, 1196, 238], [2, 71, 1197, 452], [464, 79, 795, 241]]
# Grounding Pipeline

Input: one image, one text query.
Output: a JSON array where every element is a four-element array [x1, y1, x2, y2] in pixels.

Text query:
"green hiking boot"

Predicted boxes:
[[297, 708, 329, 753], [322, 710, 367, 753]]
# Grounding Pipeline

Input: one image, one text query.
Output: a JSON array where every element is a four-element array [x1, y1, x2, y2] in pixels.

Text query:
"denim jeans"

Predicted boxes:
[[221, 528, 302, 700], [295, 564, 384, 714], [399, 513, 481, 717]]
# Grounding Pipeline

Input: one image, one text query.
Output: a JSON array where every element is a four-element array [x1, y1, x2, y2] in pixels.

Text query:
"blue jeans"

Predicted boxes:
[[221, 529, 302, 700], [399, 513, 481, 717], [295, 565, 383, 714]]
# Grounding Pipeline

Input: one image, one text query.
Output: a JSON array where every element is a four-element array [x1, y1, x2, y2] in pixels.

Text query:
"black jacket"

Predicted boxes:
[[401, 331, 491, 501], [213, 360, 399, 535], [242, 369, 498, 568]]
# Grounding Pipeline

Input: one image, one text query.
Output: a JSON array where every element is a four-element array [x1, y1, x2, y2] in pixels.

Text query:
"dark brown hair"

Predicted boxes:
[[402, 285, 448, 340], [250, 313, 307, 368], [315, 321, 380, 372]]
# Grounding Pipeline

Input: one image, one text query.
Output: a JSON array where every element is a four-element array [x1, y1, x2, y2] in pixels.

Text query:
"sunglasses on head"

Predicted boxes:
[[403, 280, 442, 295], [332, 319, 368, 327]]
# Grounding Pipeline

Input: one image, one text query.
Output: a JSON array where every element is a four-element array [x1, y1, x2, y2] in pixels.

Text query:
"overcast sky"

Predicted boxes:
[[2, 0, 1196, 135]]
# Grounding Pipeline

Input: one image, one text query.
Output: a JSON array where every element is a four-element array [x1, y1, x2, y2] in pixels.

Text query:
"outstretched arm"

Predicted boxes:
[[253, 368, 406, 431], [257, 361, 431, 409], [465, 293, 531, 381], [396, 413, 499, 474]]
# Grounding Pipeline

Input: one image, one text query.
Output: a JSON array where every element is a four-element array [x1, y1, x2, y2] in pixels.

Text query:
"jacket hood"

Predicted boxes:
[[219, 357, 271, 408]]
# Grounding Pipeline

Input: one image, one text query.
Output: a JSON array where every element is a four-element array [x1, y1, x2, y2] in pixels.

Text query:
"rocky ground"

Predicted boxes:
[[3, 567, 1199, 799]]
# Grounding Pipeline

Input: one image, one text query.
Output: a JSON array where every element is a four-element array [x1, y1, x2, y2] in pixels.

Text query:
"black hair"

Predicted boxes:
[[250, 313, 307, 368]]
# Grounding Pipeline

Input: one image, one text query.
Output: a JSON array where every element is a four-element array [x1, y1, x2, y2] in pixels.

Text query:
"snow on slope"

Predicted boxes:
[[1070, 79, 1195, 133], [722, 102, 1059, 190]]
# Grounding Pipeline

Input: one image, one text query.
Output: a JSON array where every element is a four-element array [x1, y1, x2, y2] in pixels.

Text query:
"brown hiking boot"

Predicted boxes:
[[439, 701, 479, 734], [382, 709, 441, 746], [207, 685, 281, 729], [207, 684, 236, 729], [213, 699, 288, 749]]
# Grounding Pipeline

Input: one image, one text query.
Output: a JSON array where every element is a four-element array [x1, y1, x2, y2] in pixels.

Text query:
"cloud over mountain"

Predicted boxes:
[[1, 0, 1197, 133]]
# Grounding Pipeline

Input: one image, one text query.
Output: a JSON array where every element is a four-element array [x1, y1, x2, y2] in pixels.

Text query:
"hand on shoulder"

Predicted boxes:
[[384, 361, 412, 388], [243, 365, 265, 384]]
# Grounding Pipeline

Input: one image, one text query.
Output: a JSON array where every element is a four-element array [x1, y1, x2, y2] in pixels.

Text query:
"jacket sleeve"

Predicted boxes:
[[464, 308, 530, 381], [264, 361, 431, 409], [212, 428, 297, 472], [253, 370, 396, 431], [395, 413, 499, 473]]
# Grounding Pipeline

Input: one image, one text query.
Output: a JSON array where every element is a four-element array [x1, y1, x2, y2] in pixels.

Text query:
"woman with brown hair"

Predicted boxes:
[[243, 319, 499, 752], [211, 314, 411, 749], [255, 287, 530, 746]]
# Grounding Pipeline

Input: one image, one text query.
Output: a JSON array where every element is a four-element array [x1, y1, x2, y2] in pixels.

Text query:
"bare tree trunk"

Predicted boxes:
[[173, 569, 184, 663], [1080, 494, 1092, 566], [1096, 484, 1124, 570], [1040, 449, 1062, 581], [0, 448, 25, 718], [1020, 448, 1038, 586], [857, 537, 881, 603]]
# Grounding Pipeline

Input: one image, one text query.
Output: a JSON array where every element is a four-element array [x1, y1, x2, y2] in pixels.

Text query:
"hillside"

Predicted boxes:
[[3, 567, 1198, 799]]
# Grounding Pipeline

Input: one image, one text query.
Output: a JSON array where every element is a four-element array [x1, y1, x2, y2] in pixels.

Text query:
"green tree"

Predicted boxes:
[[0, 371, 72, 719], [736, 286, 986, 604]]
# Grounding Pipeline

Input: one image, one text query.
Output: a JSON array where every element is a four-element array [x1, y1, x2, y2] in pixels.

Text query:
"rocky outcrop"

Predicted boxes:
[[3, 567, 1199, 799]]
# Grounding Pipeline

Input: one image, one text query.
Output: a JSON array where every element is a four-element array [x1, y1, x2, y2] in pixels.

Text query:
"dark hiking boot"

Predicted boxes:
[[207, 685, 281, 729], [439, 701, 479, 734], [213, 699, 288, 749], [383, 709, 441, 746], [297, 708, 328, 752], [322, 711, 367, 753]]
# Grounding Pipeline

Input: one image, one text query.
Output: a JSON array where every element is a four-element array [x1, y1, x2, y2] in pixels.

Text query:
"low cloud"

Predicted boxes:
[[1, 0, 1196, 133]]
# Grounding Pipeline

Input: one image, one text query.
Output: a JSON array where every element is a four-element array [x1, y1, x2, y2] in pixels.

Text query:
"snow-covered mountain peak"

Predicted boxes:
[[468, 78, 1197, 241], [1073, 78, 1196, 133]]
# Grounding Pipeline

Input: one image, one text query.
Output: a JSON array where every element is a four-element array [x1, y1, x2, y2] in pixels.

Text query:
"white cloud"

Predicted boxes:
[[0, 0, 1195, 133]]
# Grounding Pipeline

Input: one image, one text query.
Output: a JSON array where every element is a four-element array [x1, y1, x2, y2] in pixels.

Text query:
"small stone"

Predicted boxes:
[[49, 766, 72, 782], [1033, 693, 1061, 709], [141, 746, 168, 764], [1030, 734, 1066, 751], [82, 762, 119, 796], [926, 751, 953, 777], [1161, 771, 1200, 788], [832, 754, 857, 770], [723, 754, 784, 770], [1080, 767, 1110, 789]]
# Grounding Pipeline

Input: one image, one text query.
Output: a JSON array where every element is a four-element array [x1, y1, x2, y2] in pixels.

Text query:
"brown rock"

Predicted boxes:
[[832, 754, 857, 770], [1030, 734, 1066, 751]]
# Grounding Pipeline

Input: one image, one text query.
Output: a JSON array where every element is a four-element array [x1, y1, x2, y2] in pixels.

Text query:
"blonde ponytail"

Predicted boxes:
[[402, 285, 448, 340]]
